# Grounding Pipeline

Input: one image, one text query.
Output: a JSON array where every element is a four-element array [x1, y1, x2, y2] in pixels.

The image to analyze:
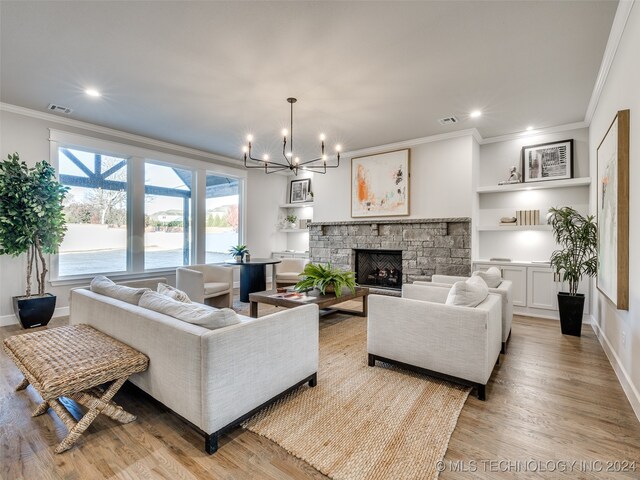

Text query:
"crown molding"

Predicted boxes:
[[479, 121, 588, 145], [342, 128, 482, 159], [584, 0, 635, 124], [0, 102, 239, 167]]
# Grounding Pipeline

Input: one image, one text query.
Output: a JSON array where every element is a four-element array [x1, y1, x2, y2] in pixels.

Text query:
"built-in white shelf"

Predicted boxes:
[[477, 225, 552, 231], [279, 228, 310, 233], [279, 202, 314, 208], [476, 177, 591, 193]]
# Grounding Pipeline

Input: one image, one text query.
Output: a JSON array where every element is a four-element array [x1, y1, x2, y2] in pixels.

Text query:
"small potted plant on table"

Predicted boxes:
[[0, 153, 69, 328], [548, 206, 597, 336], [295, 262, 357, 298], [229, 244, 248, 262]]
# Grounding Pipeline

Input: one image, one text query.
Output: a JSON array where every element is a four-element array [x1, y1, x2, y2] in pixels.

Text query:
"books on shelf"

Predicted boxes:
[[515, 210, 540, 226]]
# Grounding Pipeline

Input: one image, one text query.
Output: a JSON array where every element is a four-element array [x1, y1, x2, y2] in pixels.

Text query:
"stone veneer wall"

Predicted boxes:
[[309, 218, 471, 284]]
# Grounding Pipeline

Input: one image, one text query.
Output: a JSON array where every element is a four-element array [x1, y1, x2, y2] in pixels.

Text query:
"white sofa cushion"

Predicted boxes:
[[90, 275, 149, 305], [158, 283, 192, 303], [139, 291, 239, 330], [472, 267, 502, 288], [446, 276, 489, 307]]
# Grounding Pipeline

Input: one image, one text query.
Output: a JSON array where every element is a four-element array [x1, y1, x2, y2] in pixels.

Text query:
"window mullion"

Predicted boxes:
[[128, 156, 145, 273]]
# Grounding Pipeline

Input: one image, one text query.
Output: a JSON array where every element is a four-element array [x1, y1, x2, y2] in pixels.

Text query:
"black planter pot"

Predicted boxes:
[[557, 292, 585, 337], [12, 293, 56, 329]]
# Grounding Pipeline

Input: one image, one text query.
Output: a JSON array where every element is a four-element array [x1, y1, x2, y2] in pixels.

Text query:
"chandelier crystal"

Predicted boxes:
[[243, 98, 341, 175]]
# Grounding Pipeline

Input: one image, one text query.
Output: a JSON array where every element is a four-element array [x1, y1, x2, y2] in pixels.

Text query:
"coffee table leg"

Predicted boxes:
[[250, 301, 259, 318], [363, 294, 368, 317]]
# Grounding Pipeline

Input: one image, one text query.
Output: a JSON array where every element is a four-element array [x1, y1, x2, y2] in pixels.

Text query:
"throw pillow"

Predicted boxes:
[[90, 275, 150, 305], [139, 290, 239, 330], [157, 283, 192, 303], [472, 266, 502, 288], [445, 276, 489, 307]]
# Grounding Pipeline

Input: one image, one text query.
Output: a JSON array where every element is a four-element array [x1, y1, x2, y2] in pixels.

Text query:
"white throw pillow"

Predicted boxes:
[[157, 283, 192, 303], [90, 275, 150, 305], [445, 276, 489, 307], [139, 290, 239, 330], [472, 267, 502, 288]]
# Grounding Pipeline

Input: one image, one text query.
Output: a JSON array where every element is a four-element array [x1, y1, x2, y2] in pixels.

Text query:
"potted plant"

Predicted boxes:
[[285, 214, 297, 229], [294, 262, 357, 298], [0, 153, 68, 328], [228, 244, 248, 262], [548, 206, 597, 337]]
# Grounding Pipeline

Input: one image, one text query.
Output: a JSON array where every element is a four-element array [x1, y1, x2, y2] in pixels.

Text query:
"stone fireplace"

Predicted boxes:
[[355, 249, 403, 291], [309, 218, 471, 286]]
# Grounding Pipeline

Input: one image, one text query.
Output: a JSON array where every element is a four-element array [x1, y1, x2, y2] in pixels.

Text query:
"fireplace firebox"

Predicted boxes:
[[355, 249, 402, 291]]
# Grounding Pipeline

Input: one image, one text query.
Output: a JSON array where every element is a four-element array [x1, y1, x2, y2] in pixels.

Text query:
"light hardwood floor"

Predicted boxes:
[[1, 314, 639, 479]]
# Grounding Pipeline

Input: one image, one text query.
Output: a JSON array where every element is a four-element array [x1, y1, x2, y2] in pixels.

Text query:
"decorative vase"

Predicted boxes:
[[235, 255, 243, 263], [557, 292, 585, 336]]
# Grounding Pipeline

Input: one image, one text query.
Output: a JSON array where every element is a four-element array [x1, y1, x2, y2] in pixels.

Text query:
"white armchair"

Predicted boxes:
[[176, 264, 233, 308], [367, 284, 502, 400], [275, 258, 310, 288], [420, 274, 513, 353]]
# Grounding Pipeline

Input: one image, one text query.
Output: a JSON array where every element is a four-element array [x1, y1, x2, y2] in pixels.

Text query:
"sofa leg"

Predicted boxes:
[[476, 385, 486, 401], [501, 341, 507, 354], [205, 433, 218, 454], [368, 354, 376, 367], [308, 373, 317, 387]]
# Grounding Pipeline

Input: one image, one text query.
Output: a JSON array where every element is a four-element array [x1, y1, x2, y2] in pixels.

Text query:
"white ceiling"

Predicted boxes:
[[0, 1, 617, 163]]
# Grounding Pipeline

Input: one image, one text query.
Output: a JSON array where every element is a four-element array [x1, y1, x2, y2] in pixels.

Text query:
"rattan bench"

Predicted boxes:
[[3, 324, 149, 453]]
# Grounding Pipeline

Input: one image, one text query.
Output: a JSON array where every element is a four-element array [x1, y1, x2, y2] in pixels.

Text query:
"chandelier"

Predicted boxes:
[[243, 98, 341, 175]]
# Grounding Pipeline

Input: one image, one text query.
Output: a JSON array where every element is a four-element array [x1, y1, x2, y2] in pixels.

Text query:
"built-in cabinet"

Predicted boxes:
[[473, 261, 590, 320], [272, 250, 309, 260]]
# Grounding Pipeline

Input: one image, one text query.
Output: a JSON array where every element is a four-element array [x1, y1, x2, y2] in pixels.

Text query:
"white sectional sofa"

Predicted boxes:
[[367, 283, 502, 400], [70, 278, 319, 453], [419, 273, 514, 353]]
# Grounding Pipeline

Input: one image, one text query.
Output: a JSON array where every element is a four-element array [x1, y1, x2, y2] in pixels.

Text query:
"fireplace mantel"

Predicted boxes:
[[309, 218, 471, 283]]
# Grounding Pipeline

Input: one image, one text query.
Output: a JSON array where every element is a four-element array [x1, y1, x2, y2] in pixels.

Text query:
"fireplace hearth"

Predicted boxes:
[[355, 249, 402, 291]]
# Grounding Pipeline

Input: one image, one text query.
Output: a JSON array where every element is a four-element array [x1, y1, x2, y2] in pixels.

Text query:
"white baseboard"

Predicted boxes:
[[591, 319, 640, 422], [0, 306, 70, 328]]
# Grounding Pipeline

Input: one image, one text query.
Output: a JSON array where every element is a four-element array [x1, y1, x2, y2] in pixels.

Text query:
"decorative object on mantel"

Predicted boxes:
[[0, 153, 69, 328], [289, 178, 311, 204], [548, 206, 598, 336], [351, 149, 410, 218], [497, 166, 522, 185], [499, 216, 517, 226], [596, 109, 629, 310], [522, 139, 573, 183], [515, 210, 540, 226], [242, 98, 341, 175]]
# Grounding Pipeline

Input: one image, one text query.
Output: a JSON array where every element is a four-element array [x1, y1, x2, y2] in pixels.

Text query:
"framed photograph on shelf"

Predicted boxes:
[[351, 149, 410, 217], [596, 109, 629, 310], [289, 178, 311, 204], [521, 139, 573, 183]]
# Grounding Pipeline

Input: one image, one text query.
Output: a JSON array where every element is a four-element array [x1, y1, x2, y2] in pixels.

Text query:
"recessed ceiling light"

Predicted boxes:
[[526, 126, 534, 131], [85, 88, 101, 97], [470, 110, 482, 118]]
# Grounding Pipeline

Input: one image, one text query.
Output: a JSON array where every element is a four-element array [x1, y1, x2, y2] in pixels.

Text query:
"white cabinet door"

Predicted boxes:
[[474, 263, 527, 307], [527, 267, 557, 310]]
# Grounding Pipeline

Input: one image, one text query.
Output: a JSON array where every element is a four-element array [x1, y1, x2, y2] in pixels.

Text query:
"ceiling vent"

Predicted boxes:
[[47, 104, 73, 114], [438, 116, 458, 126]]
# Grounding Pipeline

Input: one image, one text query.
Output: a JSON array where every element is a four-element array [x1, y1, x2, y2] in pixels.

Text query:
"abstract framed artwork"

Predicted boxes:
[[351, 149, 410, 217], [289, 178, 311, 204], [521, 139, 573, 183], [596, 109, 629, 310]]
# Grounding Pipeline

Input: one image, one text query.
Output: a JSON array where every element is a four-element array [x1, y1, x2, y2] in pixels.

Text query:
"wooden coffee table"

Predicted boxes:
[[249, 287, 369, 318]]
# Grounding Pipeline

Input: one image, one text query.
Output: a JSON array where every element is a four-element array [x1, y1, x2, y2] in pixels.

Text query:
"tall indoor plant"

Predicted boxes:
[[0, 153, 68, 328], [548, 206, 597, 336]]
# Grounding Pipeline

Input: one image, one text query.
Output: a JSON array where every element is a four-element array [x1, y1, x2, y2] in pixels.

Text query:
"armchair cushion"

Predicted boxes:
[[90, 275, 150, 305], [204, 282, 232, 295], [472, 267, 502, 288], [139, 291, 239, 330], [445, 276, 489, 307], [158, 283, 192, 303], [276, 272, 303, 282]]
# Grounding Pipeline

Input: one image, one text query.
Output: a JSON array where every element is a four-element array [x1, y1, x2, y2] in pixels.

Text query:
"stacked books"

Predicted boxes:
[[516, 210, 540, 226]]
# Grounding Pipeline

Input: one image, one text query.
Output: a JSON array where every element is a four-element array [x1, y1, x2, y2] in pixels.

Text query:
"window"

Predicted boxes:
[[144, 162, 192, 269], [58, 147, 128, 276], [205, 172, 240, 263]]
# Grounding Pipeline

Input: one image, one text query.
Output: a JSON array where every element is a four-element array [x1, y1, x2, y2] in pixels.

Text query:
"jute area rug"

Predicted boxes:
[[242, 313, 470, 480]]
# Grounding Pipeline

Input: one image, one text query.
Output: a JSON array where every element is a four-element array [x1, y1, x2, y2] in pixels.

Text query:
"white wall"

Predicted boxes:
[[588, 2, 640, 418], [313, 135, 474, 222], [0, 108, 280, 323]]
